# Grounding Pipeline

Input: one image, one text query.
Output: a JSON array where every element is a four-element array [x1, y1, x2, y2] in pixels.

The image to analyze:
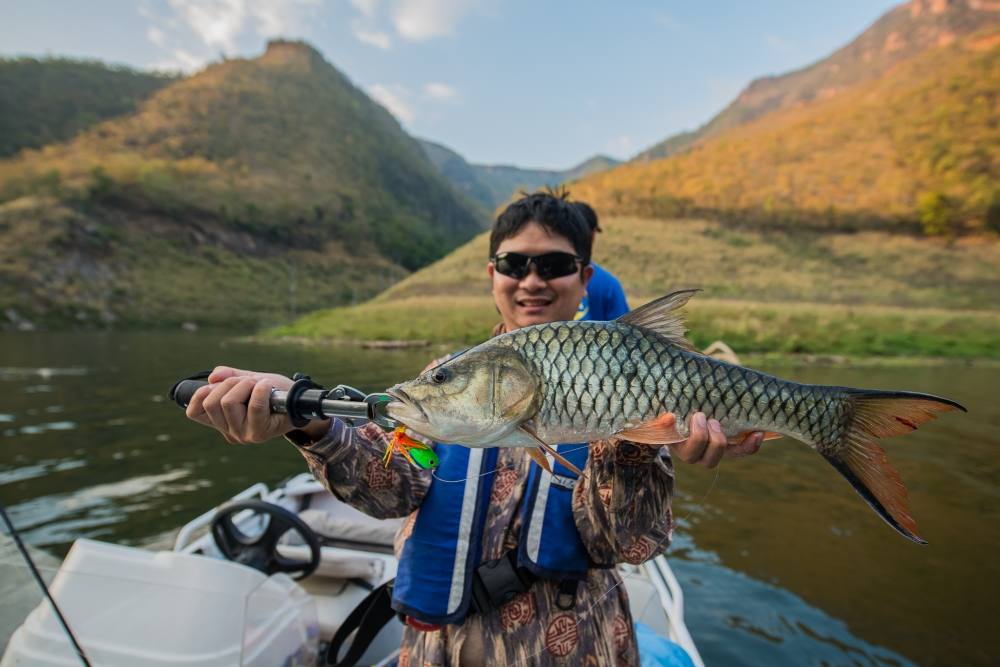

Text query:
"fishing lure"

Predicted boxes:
[[383, 426, 439, 470]]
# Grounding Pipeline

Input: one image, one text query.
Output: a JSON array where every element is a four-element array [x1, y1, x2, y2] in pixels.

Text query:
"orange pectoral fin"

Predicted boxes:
[[618, 413, 685, 446], [526, 446, 553, 473], [518, 425, 583, 476]]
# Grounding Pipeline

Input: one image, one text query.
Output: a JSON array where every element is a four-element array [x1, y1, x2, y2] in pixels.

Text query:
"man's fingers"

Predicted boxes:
[[201, 377, 244, 434], [247, 381, 287, 441], [669, 412, 709, 464], [208, 365, 255, 384], [185, 384, 215, 426], [700, 419, 727, 469], [221, 378, 256, 443], [726, 431, 765, 459]]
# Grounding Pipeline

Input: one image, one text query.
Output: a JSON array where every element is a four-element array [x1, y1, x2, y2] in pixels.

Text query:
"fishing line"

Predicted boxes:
[[428, 442, 593, 484], [500, 461, 724, 667], [0, 502, 92, 667]]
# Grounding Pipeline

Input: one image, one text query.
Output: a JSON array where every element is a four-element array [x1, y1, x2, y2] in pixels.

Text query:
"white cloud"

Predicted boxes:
[[350, 0, 380, 19], [424, 82, 458, 100], [392, 0, 476, 41], [142, 0, 320, 71], [345, 0, 482, 47], [369, 84, 415, 124], [352, 20, 392, 49], [166, 0, 248, 51], [250, 1, 321, 36], [147, 26, 167, 47]]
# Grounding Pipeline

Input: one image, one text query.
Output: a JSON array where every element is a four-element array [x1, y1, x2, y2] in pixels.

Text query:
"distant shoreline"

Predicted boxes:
[[263, 294, 1000, 363], [244, 333, 1000, 368]]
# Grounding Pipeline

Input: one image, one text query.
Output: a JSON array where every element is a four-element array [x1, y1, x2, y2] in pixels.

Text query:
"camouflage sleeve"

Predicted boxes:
[[289, 419, 431, 519], [572, 440, 675, 565]]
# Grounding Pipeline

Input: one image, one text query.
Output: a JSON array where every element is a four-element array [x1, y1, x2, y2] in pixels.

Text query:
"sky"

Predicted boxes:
[[1, 0, 901, 169]]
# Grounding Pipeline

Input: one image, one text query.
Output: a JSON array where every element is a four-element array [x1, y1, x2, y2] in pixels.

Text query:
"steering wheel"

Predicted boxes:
[[210, 499, 321, 580]]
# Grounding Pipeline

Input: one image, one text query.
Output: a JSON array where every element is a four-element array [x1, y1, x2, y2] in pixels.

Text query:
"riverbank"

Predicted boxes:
[[265, 295, 1000, 361]]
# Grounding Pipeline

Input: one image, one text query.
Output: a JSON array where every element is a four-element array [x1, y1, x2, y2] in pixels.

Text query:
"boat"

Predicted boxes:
[[2, 472, 704, 666]]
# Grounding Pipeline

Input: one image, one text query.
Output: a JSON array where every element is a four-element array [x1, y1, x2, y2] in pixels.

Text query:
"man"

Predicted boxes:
[[572, 201, 629, 321], [187, 191, 763, 665]]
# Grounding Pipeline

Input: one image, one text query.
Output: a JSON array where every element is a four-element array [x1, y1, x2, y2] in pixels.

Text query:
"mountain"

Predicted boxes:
[[0, 41, 486, 329], [418, 138, 619, 210], [0, 57, 176, 158], [637, 0, 1000, 161], [573, 25, 999, 235]]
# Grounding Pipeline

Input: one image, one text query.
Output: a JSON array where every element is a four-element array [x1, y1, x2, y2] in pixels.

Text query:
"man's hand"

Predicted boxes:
[[185, 366, 330, 444], [668, 412, 764, 469]]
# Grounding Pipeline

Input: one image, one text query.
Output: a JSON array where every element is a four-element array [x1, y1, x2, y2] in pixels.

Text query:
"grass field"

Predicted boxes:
[[269, 294, 1000, 360]]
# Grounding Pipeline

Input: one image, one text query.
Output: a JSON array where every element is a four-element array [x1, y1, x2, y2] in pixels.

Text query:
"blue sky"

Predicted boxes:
[[2, 0, 900, 169]]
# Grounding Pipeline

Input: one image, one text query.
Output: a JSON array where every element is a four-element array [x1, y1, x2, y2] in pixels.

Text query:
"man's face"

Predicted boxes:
[[487, 221, 593, 331]]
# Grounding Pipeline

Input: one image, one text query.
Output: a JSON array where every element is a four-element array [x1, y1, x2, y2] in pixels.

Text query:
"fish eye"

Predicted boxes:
[[431, 368, 450, 384]]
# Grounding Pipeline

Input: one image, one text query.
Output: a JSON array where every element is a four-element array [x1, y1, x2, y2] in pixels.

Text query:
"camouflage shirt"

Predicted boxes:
[[294, 418, 675, 667]]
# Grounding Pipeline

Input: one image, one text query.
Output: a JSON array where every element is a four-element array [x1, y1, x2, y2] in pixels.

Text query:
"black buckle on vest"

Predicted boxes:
[[555, 579, 578, 611], [470, 550, 535, 614]]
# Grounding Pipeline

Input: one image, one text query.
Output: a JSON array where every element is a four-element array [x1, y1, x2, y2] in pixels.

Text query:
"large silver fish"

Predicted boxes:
[[386, 290, 965, 543]]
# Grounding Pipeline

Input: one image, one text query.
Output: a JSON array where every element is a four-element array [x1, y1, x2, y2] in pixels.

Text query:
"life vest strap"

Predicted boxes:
[[325, 580, 399, 667]]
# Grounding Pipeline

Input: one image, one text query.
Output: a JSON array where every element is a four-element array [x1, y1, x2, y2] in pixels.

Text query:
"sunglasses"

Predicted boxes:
[[490, 251, 584, 280]]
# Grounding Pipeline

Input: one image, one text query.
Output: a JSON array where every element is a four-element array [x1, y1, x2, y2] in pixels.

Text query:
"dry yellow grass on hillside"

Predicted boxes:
[[374, 217, 1000, 310]]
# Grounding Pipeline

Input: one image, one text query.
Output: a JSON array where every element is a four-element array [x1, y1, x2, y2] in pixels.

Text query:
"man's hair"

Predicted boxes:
[[489, 189, 592, 263], [573, 202, 601, 233]]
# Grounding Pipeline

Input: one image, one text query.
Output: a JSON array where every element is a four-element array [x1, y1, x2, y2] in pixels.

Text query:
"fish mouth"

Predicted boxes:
[[385, 386, 428, 424]]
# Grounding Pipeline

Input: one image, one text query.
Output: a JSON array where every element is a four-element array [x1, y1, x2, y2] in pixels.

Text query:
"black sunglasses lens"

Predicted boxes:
[[493, 252, 579, 279], [534, 253, 579, 279], [494, 253, 530, 278]]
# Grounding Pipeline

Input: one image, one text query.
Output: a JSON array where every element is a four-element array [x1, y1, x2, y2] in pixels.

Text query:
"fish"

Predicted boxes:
[[385, 289, 965, 543]]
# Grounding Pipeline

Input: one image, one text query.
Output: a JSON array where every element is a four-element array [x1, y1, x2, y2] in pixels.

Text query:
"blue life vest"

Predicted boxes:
[[392, 442, 593, 624]]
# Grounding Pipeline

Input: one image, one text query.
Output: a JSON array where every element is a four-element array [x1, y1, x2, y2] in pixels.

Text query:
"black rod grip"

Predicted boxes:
[[171, 379, 209, 408]]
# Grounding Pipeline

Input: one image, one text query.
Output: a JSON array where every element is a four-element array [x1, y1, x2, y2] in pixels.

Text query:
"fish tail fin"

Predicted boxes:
[[824, 390, 965, 544]]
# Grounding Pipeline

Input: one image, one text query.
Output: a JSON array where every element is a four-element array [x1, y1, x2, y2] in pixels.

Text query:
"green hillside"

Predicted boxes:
[[272, 216, 1000, 359], [637, 0, 1000, 161], [575, 29, 1000, 235], [0, 57, 175, 158], [419, 138, 618, 210], [0, 41, 486, 329]]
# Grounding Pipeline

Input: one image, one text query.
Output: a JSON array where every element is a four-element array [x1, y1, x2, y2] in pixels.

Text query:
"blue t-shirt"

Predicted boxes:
[[576, 262, 629, 321]]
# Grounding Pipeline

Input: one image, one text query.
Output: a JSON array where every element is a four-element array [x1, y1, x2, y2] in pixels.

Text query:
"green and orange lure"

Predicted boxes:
[[382, 426, 439, 470]]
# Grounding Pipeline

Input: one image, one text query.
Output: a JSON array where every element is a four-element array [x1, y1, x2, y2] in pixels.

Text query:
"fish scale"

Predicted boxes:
[[499, 320, 846, 444]]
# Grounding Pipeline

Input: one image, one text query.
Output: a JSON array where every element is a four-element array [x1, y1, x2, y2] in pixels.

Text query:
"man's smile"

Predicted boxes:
[[516, 295, 554, 307]]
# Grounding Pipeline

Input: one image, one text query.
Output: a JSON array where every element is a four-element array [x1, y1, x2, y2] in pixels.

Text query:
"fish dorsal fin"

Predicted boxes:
[[617, 289, 698, 349]]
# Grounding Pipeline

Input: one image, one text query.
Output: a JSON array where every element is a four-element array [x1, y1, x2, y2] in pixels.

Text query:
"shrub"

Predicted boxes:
[[917, 191, 956, 236]]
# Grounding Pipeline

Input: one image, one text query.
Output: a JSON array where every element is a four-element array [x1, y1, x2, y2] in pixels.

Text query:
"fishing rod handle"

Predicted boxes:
[[169, 377, 391, 427], [170, 379, 329, 417], [170, 379, 209, 408]]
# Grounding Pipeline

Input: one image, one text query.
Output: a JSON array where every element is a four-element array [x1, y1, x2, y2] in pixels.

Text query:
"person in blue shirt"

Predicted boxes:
[[572, 202, 629, 321]]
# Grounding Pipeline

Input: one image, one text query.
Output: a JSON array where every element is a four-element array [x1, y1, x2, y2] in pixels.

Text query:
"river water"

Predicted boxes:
[[1, 332, 996, 665]]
